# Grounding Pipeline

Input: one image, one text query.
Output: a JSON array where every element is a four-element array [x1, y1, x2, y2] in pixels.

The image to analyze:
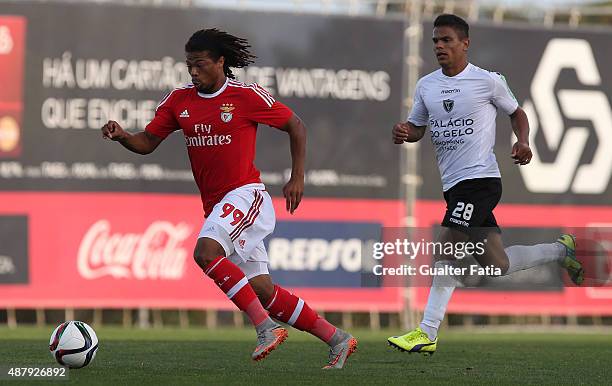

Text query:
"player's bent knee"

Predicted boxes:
[[193, 237, 226, 271], [193, 253, 217, 271]]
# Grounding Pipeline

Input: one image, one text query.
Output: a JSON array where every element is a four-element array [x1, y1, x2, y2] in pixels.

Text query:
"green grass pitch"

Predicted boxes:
[[0, 327, 610, 385]]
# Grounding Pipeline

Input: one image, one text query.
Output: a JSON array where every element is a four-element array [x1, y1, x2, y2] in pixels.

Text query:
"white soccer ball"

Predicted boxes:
[[49, 321, 98, 368]]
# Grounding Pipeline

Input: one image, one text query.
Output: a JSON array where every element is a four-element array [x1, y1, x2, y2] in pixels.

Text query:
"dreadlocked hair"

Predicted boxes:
[[185, 28, 256, 79]]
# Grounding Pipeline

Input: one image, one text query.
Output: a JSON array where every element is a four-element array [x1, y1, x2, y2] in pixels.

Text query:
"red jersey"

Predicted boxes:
[[145, 78, 293, 216]]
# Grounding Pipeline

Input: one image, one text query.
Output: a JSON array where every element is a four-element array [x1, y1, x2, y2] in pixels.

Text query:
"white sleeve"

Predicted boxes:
[[490, 72, 519, 115], [407, 80, 429, 126]]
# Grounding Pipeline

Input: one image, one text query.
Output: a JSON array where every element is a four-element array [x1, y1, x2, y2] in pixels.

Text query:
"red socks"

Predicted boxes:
[[265, 285, 337, 343], [204, 256, 269, 327], [204, 258, 337, 342]]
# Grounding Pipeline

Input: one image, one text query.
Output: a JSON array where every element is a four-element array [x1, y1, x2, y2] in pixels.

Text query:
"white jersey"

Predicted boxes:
[[408, 63, 518, 191]]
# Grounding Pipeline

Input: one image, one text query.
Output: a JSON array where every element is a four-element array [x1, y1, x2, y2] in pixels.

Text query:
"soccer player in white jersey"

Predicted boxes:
[[387, 14, 584, 354]]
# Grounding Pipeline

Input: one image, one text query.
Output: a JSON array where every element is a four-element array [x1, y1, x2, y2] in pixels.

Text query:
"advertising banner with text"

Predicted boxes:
[[0, 2, 403, 199], [0, 3, 405, 310], [0, 193, 404, 311]]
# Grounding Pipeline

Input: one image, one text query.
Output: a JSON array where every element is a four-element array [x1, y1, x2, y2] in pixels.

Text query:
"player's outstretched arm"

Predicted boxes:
[[509, 107, 532, 165], [278, 114, 306, 214], [101, 120, 163, 155], [392, 121, 426, 144]]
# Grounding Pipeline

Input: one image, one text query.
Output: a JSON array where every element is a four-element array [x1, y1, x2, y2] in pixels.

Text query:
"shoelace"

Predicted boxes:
[[327, 348, 339, 364], [327, 343, 345, 364], [406, 331, 425, 343], [256, 330, 267, 343]]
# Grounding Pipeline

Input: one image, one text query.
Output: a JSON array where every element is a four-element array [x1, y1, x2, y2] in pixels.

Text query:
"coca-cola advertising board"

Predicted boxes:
[[0, 192, 404, 311]]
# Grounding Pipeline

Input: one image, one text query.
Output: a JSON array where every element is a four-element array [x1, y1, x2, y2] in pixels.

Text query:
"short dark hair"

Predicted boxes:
[[434, 14, 469, 39], [185, 28, 256, 79]]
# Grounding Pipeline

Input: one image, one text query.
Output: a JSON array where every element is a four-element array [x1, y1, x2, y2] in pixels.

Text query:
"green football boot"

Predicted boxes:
[[388, 327, 437, 355], [557, 234, 584, 285]]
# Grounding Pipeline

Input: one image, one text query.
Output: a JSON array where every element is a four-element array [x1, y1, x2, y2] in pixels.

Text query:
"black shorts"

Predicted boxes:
[[441, 177, 502, 239]]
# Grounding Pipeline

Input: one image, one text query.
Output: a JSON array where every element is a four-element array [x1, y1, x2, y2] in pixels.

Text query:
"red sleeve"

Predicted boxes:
[[244, 83, 293, 128], [145, 90, 180, 139]]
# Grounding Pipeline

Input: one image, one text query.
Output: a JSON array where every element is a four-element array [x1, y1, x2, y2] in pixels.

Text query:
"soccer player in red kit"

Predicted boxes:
[[101, 29, 356, 369]]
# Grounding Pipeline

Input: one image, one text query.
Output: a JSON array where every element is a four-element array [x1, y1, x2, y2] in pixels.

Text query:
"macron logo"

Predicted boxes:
[[179, 109, 190, 118]]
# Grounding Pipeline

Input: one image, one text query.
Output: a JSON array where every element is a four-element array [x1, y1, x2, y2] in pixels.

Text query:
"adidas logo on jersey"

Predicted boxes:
[[179, 109, 190, 118]]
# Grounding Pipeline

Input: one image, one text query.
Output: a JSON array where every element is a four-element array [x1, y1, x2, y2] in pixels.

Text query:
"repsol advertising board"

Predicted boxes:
[[266, 221, 380, 287]]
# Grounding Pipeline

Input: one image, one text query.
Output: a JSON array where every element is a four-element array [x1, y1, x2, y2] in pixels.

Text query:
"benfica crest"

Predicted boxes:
[[220, 103, 235, 123], [443, 99, 454, 113]]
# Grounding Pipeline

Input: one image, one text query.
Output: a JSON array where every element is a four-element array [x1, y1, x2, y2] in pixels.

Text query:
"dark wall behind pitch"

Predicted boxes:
[[0, 2, 404, 200]]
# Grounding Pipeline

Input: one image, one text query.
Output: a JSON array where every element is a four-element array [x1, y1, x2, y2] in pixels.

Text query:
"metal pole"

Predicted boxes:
[[401, 0, 423, 329]]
